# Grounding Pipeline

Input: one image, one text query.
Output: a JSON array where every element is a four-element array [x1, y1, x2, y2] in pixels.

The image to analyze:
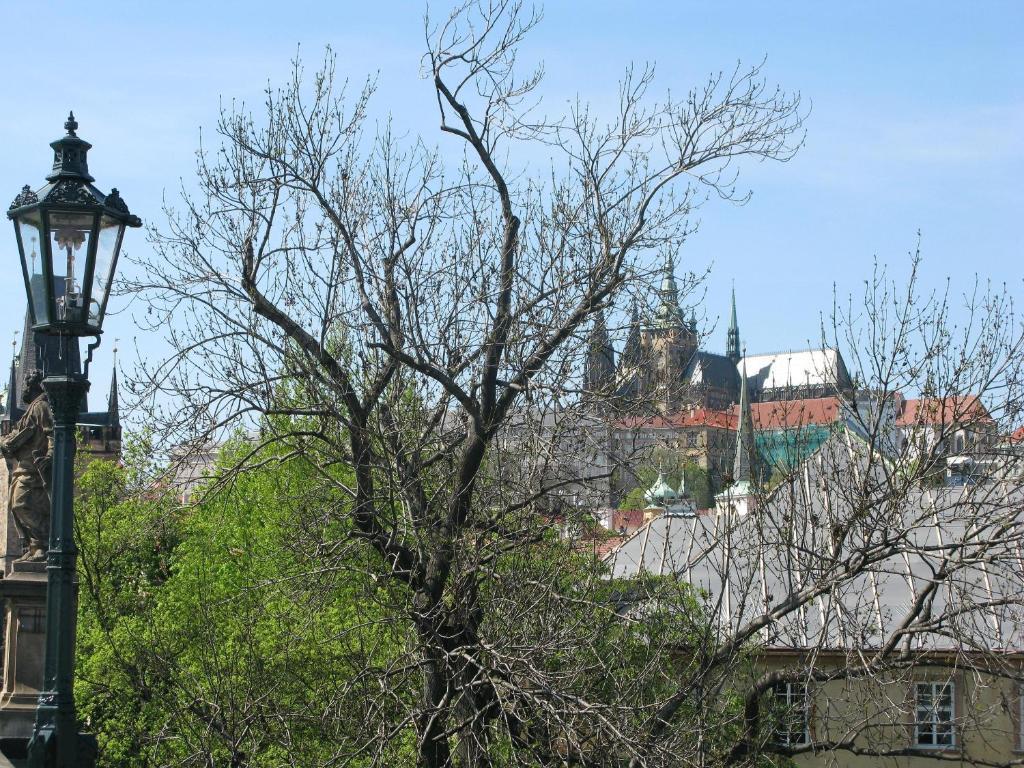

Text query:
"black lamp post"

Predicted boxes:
[[6, 113, 140, 767]]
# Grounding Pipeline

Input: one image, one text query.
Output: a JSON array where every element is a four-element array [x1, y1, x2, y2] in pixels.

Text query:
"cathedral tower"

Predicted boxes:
[[642, 252, 698, 411]]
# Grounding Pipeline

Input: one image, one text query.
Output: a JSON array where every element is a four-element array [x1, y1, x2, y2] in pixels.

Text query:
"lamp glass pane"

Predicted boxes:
[[16, 212, 49, 326], [49, 210, 93, 326], [89, 215, 124, 327]]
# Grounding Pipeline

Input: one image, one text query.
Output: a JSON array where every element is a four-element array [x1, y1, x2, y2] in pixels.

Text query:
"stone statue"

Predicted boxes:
[[0, 370, 52, 563]]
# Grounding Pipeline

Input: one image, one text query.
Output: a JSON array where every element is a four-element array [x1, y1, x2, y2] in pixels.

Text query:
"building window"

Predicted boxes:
[[687, 431, 698, 447], [770, 682, 809, 746], [914, 681, 955, 748]]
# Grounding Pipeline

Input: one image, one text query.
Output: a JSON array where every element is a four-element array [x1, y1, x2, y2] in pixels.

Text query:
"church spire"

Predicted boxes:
[[733, 357, 755, 487], [726, 283, 741, 364], [715, 355, 759, 515], [107, 367, 120, 427]]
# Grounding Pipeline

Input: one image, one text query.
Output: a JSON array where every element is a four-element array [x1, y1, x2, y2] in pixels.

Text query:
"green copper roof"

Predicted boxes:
[[644, 471, 678, 506]]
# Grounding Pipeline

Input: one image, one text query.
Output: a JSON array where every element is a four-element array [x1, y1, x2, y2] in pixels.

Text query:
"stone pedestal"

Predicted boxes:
[[0, 562, 46, 739]]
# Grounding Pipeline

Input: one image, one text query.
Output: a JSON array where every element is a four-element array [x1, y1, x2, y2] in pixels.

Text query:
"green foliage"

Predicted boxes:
[[74, 437, 759, 766], [683, 463, 714, 509], [74, 455, 179, 766], [75, 442, 410, 767], [618, 484, 647, 510]]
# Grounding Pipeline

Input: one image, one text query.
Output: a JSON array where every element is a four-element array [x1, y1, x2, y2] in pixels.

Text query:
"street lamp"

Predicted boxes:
[[6, 113, 140, 767]]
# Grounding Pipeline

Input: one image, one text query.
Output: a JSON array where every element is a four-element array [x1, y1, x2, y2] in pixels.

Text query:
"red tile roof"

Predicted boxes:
[[895, 395, 992, 427], [742, 396, 844, 430], [614, 394, 990, 433], [615, 399, 846, 432], [615, 408, 737, 430], [1009, 426, 1024, 444]]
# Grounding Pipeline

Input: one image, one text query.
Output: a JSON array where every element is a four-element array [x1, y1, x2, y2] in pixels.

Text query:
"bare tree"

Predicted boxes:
[[114, 2, 1024, 766], [124, 1, 812, 765]]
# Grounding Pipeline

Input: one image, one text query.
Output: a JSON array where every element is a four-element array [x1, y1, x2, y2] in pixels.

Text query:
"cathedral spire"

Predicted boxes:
[[654, 251, 685, 329], [584, 309, 615, 395], [620, 301, 642, 369], [726, 283, 741, 364], [661, 251, 678, 300]]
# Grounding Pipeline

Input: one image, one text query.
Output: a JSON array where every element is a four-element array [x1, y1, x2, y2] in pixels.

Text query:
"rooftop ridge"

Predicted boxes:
[[740, 346, 839, 359]]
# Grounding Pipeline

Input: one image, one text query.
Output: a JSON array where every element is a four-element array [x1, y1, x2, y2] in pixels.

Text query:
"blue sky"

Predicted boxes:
[[0, 1, 1020, 404]]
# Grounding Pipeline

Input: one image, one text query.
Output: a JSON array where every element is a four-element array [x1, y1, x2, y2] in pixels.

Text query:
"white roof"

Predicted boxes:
[[605, 430, 1024, 652], [740, 348, 847, 392]]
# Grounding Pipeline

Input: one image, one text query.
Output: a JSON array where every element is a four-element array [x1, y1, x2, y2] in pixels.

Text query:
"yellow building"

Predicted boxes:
[[755, 651, 1024, 766]]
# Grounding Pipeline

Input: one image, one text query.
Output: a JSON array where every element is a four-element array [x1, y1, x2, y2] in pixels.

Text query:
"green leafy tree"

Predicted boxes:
[[75, 440, 411, 767]]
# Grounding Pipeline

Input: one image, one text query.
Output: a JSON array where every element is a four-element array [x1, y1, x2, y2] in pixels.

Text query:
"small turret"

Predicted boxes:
[[100, 364, 122, 453], [644, 471, 678, 508], [674, 470, 697, 516], [642, 470, 697, 519]]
